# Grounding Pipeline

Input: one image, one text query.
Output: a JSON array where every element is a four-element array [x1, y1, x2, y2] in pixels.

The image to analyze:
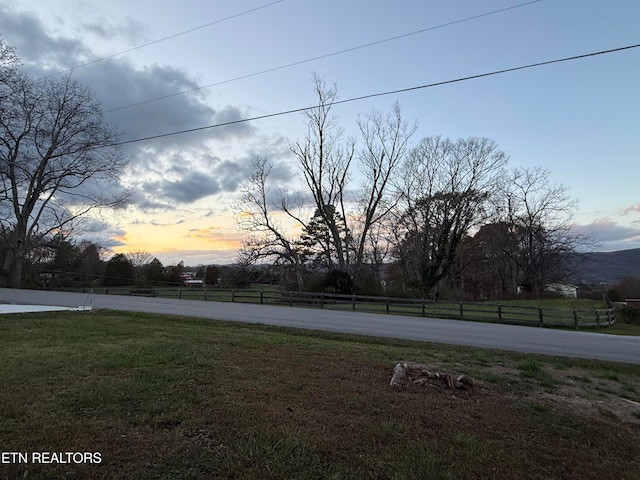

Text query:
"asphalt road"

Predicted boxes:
[[1, 288, 639, 365]]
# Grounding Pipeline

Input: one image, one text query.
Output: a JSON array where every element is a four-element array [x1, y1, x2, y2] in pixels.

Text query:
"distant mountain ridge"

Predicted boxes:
[[565, 248, 640, 284]]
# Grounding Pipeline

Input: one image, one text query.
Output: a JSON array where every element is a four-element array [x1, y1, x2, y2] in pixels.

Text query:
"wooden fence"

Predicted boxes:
[[58, 286, 616, 329]]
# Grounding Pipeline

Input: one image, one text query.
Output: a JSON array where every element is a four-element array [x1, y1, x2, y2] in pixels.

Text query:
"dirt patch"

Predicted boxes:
[[220, 346, 524, 445], [538, 390, 640, 425], [487, 363, 640, 426], [209, 344, 640, 478], [540, 376, 640, 425]]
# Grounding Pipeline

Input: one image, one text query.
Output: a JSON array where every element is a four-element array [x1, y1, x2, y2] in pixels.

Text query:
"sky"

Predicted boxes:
[[0, 0, 639, 266]]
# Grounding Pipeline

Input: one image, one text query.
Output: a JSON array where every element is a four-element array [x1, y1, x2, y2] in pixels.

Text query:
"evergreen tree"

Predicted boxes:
[[104, 253, 134, 286]]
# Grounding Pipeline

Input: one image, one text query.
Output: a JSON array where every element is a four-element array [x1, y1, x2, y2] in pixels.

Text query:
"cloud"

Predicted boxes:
[[81, 17, 149, 45], [0, 5, 258, 154], [68, 217, 128, 250], [1, 3, 150, 61], [575, 218, 640, 251], [137, 155, 252, 204], [77, 60, 259, 153], [0, 3, 297, 249], [185, 226, 243, 244], [0, 7, 286, 213], [622, 204, 640, 215], [144, 174, 220, 204], [0, 5, 91, 71], [126, 190, 174, 212], [74, 217, 116, 235]]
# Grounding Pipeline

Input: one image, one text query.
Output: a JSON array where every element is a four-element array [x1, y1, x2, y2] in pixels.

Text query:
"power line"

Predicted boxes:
[[105, 0, 542, 113], [41, 0, 285, 79], [113, 43, 640, 147]]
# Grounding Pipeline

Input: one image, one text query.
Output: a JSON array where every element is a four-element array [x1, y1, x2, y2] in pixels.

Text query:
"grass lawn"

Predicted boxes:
[[1, 310, 639, 479]]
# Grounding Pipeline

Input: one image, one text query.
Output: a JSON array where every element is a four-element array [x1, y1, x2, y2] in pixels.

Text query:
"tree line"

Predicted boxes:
[[237, 76, 589, 299], [7, 236, 237, 290]]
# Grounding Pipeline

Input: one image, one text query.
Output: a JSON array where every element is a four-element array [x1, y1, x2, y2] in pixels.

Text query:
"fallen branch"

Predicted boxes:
[[390, 362, 474, 390]]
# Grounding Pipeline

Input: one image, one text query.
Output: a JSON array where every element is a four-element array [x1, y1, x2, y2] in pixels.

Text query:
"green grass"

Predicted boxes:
[[587, 321, 640, 335], [516, 359, 559, 389], [2, 311, 638, 479]]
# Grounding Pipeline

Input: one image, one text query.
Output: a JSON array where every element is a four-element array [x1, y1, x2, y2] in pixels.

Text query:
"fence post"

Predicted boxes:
[[260, 288, 264, 305], [352, 294, 356, 311], [320, 293, 325, 309], [289, 291, 293, 307], [595, 309, 600, 327], [497, 304, 502, 323], [459, 303, 464, 319], [386, 296, 390, 314], [231, 289, 235, 302], [573, 309, 578, 329], [422, 299, 425, 317], [204, 288, 208, 301], [538, 306, 544, 327]]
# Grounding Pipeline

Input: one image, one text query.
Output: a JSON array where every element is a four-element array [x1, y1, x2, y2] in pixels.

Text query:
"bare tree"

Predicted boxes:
[[0, 36, 19, 83], [352, 103, 416, 279], [390, 136, 508, 295], [0, 37, 19, 206], [237, 157, 307, 290], [238, 77, 415, 290], [126, 250, 153, 285], [0, 65, 128, 288], [494, 166, 587, 296], [290, 77, 416, 276], [127, 250, 153, 269], [289, 75, 355, 272]]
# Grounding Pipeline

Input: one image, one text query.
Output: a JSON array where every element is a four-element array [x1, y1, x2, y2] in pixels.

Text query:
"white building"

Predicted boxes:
[[545, 282, 578, 299]]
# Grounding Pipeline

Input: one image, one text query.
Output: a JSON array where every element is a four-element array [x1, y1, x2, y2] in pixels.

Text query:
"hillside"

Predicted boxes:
[[566, 248, 640, 284]]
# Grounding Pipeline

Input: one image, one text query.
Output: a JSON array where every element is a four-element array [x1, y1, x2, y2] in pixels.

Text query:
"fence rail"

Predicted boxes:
[[55, 286, 615, 329]]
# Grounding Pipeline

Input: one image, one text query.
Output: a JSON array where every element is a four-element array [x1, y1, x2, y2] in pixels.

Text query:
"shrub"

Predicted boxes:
[[618, 305, 640, 325], [607, 276, 640, 302], [307, 270, 354, 294]]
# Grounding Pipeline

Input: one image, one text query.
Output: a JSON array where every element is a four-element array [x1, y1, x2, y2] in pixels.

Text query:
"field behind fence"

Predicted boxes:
[[55, 286, 616, 329]]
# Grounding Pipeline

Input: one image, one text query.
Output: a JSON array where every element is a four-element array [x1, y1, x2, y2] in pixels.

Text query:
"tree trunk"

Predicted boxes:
[[8, 224, 27, 289], [10, 253, 23, 289]]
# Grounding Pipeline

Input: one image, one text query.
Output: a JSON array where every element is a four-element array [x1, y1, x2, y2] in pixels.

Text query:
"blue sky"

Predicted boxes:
[[1, 0, 639, 265]]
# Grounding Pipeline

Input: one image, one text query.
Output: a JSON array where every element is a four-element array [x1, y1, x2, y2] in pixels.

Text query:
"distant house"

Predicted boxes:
[[181, 272, 204, 287], [545, 282, 578, 299]]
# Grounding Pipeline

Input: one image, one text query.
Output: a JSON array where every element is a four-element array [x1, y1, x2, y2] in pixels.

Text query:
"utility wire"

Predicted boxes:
[[105, 0, 542, 113], [113, 43, 640, 147], [41, 0, 285, 79]]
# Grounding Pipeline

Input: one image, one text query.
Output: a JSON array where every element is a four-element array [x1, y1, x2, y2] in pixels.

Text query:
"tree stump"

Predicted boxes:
[[390, 362, 474, 390]]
